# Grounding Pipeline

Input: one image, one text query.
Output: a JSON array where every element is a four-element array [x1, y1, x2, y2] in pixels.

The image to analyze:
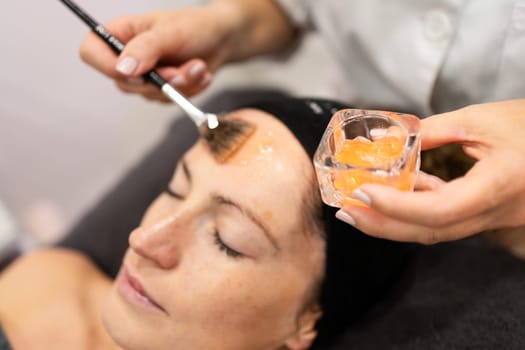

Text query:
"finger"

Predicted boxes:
[[115, 66, 182, 99], [106, 15, 152, 44], [355, 157, 506, 227], [115, 80, 170, 102], [182, 59, 207, 82], [108, 15, 164, 77], [336, 204, 487, 244], [336, 205, 444, 244], [157, 60, 213, 97], [80, 32, 122, 79], [115, 15, 189, 78], [414, 171, 446, 191], [185, 72, 213, 97], [125, 65, 188, 93], [115, 64, 210, 102], [114, 31, 164, 76], [79, 16, 149, 79], [176, 59, 213, 95], [142, 91, 171, 103], [420, 110, 472, 150], [116, 79, 157, 95]]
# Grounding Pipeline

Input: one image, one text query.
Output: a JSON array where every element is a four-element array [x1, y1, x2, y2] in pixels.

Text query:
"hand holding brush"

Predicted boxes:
[[58, 0, 255, 162]]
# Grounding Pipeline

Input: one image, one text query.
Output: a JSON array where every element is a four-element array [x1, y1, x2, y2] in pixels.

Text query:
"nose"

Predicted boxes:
[[129, 215, 184, 269]]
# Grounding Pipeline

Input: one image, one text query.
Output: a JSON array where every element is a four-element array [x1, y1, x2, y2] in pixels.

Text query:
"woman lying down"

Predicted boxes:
[[0, 97, 412, 350]]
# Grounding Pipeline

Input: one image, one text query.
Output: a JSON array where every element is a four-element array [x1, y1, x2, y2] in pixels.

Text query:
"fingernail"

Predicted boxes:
[[199, 73, 212, 87], [127, 77, 144, 85], [335, 210, 356, 226], [189, 61, 206, 78], [353, 188, 371, 206], [116, 56, 139, 75], [170, 75, 186, 87]]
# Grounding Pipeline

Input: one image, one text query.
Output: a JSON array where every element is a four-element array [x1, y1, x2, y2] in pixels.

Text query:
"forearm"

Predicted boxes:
[[210, 0, 297, 62]]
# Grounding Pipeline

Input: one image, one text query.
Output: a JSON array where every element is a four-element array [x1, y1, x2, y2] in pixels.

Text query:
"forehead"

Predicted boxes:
[[186, 108, 314, 238], [225, 108, 310, 171]]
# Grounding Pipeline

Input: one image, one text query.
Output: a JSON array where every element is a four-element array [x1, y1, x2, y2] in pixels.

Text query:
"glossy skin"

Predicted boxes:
[[102, 109, 325, 350], [337, 100, 525, 245]]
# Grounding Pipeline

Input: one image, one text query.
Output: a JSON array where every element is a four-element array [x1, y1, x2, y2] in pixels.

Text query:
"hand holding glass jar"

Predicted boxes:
[[333, 99, 525, 245]]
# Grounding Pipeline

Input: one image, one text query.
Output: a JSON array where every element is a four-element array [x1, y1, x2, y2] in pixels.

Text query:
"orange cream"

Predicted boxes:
[[332, 136, 413, 206]]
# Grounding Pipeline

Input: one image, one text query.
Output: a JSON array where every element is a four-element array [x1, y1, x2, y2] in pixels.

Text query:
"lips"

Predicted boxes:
[[116, 265, 166, 314]]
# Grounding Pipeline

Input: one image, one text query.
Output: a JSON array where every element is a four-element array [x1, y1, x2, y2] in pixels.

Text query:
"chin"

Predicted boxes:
[[102, 286, 181, 350], [101, 287, 151, 350]]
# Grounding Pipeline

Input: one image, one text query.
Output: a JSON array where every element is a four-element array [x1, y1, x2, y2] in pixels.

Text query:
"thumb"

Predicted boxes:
[[115, 30, 169, 77], [420, 109, 470, 150]]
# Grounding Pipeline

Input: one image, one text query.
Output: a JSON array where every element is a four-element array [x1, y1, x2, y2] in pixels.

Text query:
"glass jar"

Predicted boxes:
[[314, 109, 421, 207]]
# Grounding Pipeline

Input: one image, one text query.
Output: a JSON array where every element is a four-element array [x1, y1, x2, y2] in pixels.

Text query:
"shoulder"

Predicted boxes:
[[0, 248, 106, 301], [0, 248, 113, 349]]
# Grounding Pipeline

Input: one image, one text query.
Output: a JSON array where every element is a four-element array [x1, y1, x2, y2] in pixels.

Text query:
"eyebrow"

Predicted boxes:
[[169, 158, 280, 252], [212, 194, 280, 252]]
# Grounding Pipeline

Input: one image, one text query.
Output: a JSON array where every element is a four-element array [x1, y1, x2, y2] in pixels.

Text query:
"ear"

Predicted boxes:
[[284, 304, 322, 350]]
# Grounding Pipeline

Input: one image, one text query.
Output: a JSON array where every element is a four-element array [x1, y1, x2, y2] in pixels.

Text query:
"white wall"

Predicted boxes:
[[0, 0, 334, 245]]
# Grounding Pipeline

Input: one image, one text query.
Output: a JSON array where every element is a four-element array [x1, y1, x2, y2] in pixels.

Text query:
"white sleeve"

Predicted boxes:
[[272, 0, 311, 29]]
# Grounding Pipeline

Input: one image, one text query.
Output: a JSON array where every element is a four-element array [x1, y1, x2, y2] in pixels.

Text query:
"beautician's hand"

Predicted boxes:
[[79, 0, 295, 102], [335, 99, 525, 244]]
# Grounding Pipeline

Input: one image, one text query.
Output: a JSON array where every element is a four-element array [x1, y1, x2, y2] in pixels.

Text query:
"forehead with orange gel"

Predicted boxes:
[[223, 110, 292, 166], [203, 109, 313, 195]]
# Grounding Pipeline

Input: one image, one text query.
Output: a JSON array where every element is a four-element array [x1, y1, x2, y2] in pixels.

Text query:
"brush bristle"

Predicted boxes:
[[199, 119, 256, 163]]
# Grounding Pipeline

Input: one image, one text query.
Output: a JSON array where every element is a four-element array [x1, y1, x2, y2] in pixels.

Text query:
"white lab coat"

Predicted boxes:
[[276, 0, 525, 116]]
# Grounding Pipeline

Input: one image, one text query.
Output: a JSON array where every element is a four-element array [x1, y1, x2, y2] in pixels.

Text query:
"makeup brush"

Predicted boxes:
[[58, 0, 255, 162]]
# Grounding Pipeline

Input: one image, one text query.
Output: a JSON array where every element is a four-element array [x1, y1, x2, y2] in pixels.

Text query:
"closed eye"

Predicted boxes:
[[214, 231, 243, 259], [164, 186, 184, 200], [164, 159, 191, 200]]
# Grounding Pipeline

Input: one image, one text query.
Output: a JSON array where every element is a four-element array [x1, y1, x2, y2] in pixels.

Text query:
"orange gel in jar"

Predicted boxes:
[[335, 136, 403, 167], [314, 109, 421, 207]]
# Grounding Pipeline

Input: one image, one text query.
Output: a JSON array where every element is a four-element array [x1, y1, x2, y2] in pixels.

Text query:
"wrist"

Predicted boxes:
[[207, 0, 296, 62]]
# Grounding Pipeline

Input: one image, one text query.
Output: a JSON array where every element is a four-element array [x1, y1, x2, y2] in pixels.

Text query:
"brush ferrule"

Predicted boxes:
[[161, 84, 207, 126], [206, 114, 219, 129]]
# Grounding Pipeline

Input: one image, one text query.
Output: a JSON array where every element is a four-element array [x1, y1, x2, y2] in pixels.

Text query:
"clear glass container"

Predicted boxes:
[[314, 109, 421, 207]]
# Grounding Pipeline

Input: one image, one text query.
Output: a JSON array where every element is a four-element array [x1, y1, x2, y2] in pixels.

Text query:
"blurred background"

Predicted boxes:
[[0, 0, 336, 256]]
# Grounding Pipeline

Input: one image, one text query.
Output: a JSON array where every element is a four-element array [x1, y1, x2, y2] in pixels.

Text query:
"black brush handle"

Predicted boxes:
[[59, 0, 166, 89]]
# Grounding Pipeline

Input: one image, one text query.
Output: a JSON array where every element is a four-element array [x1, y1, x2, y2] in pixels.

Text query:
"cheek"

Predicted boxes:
[[161, 259, 304, 328], [194, 265, 305, 327]]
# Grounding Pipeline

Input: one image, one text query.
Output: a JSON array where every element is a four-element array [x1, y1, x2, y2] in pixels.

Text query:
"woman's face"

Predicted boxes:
[[102, 109, 325, 350]]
